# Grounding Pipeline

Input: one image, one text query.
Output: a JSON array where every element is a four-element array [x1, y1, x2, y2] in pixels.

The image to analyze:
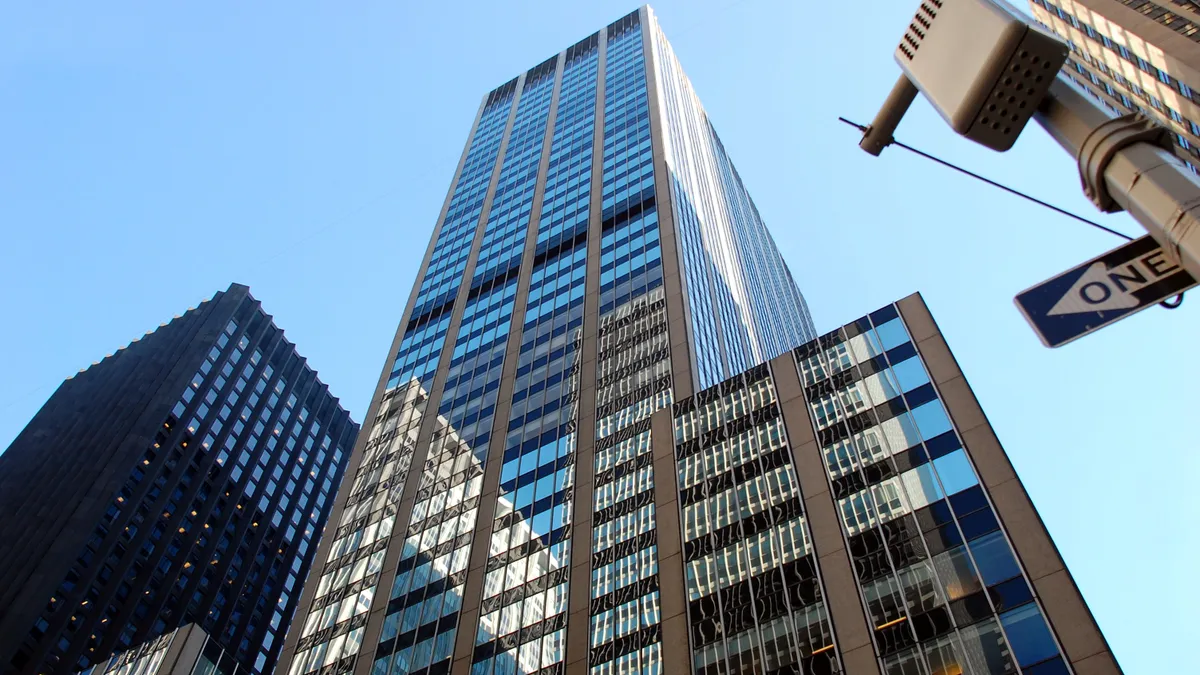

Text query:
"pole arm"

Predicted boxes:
[[859, 75, 920, 156], [1035, 76, 1200, 280]]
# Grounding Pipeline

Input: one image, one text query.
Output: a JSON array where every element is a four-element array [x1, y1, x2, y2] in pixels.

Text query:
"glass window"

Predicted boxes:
[[959, 618, 1014, 673], [874, 318, 909, 351], [863, 575, 905, 627], [890, 357, 930, 393], [370, 657, 388, 675], [393, 646, 413, 675], [324, 634, 346, 666], [1000, 604, 1060, 667], [931, 546, 981, 602], [968, 531, 1021, 586], [882, 648, 925, 675], [381, 611, 401, 641], [899, 561, 943, 615], [911, 401, 953, 439], [917, 633, 964, 674], [900, 463, 943, 511], [932, 450, 977, 496]]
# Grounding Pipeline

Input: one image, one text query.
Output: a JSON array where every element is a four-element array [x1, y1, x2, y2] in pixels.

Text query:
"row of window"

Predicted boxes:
[[672, 367, 839, 674], [413, 90, 515, 315], [471, 37, 603, 675], [583, 20, 673, 675], [802, 306, 1069, 675], [290, 384, 426, 675]]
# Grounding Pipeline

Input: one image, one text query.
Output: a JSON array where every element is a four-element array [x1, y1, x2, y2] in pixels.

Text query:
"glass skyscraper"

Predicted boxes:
[[0, 283, 358, 675], [278, 6, 1117, 675], [277, 7, 812, 675]]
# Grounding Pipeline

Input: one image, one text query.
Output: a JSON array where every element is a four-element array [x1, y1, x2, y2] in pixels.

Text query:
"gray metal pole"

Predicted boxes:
[[1035, 76, 1200, 280]]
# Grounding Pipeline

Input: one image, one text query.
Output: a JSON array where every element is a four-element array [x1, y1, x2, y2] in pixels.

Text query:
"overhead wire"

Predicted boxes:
[[837, 117, 1184, 309], [837, 117, 1133, 240]]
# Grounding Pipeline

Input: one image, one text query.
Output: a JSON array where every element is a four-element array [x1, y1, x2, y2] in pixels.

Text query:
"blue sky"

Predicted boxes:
[[1, 1, 1194, 670]]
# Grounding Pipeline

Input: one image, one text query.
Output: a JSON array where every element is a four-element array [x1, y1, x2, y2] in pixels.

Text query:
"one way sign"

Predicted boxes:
[[1015, 235, 1196, 348]]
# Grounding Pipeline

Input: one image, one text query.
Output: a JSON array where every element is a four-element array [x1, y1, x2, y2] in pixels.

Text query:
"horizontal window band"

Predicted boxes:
[[589, 623, 661, 668], [684, 496, 804, 564], [679, 445, 792, 508], [592, 529, 656, 569], [472, 611, 569, 664], [589, 575, 659, 616]]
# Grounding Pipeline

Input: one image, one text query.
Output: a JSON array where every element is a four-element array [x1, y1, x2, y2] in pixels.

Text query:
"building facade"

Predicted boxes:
[[660, 294, 1118, 675], [0, 284, 358, 675], [276, 7, 815, 675], [1029, 0, 1200, 172]]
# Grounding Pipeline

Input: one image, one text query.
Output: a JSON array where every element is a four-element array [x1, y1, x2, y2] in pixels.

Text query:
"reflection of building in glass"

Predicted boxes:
[[1029, 0, 1200, 172], [82, 625, 240, 675], [0, 284, 357, 675], [673, 362, 835, 675]]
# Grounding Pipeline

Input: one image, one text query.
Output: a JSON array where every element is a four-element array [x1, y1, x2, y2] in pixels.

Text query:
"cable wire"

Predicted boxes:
[[837, 117, 1134, 240], [838, 117, 1184, 309]]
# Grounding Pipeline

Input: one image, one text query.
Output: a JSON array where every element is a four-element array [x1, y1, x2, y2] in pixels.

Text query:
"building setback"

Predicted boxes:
[[1029, 0, 1200, 172], [277, 5, 1116, 675], [0, 283, 358, 675]]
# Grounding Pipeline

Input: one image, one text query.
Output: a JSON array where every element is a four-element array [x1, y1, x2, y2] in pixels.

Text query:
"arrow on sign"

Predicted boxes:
[[1015, 235, 1196, 348], [1045, 253, 1175, 316]]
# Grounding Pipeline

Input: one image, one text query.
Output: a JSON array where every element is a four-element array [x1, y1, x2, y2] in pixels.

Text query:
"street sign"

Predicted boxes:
[[1015, 235, 1196, 347]]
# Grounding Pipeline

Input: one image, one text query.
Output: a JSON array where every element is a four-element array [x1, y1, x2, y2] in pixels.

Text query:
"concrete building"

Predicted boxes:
[[0, 284, 358, 675], [1029, 0, 1200, 171], [277, 6, 1117, 675]]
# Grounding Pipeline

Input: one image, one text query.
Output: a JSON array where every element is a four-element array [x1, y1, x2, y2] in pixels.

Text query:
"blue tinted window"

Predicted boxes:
[[874, 318, 909, 351], [891, 357, 930, 393], [968, 531, 1021, 586], [932, 449, 977, 495], [911, 401, 953, 439], [1000, 604, 1061, 667]]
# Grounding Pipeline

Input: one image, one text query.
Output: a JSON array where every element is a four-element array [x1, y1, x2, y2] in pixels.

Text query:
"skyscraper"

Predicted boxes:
[[277, 7, 812, 675], [0, 283, 358, 675], [277, 6, 1115, 675], [1029, 0, 1200, 172]]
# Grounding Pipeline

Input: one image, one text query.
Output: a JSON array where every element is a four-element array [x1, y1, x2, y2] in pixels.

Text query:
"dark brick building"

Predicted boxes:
[[0, 283, 358, 675]]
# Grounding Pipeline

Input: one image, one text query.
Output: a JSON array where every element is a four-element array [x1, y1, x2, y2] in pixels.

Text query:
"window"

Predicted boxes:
[[932, 450, 977, 496], [1000, 604, 1060, 667], [911, 401, 953, 440], [968, 531, 1021, 586]]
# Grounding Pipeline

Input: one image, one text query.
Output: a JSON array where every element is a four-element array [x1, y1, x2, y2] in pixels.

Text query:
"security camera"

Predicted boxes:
[[895, 0, 1068, 151]]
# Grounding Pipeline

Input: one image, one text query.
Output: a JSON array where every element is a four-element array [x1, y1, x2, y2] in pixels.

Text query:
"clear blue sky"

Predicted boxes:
[[1, 1, 1194, 670]]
